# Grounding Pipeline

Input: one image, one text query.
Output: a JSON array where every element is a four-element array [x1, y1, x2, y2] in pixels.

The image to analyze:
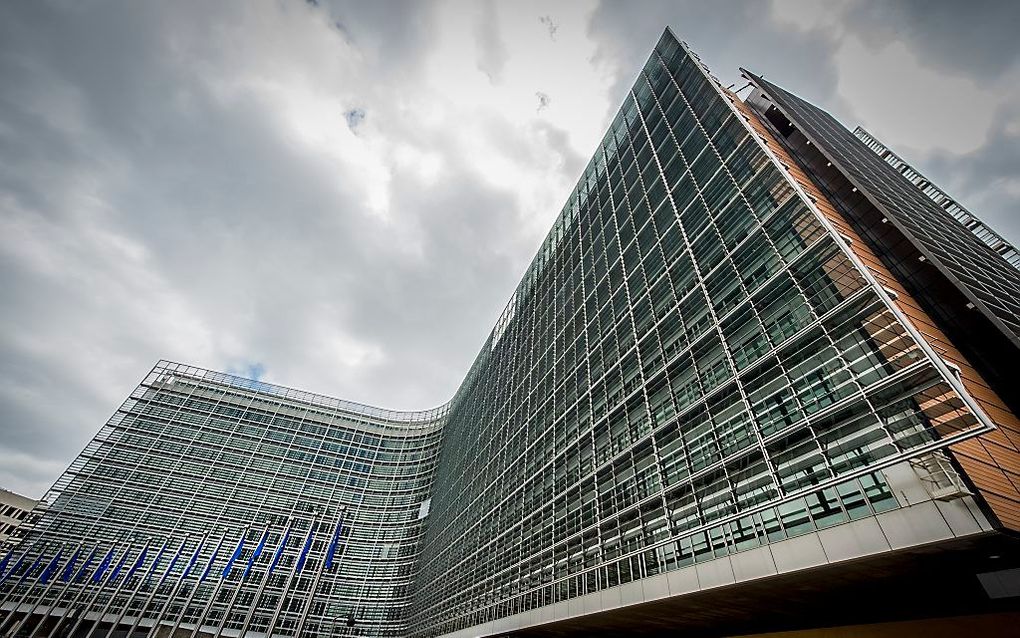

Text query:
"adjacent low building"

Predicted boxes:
[[0, 489, 37, 547], [2, 27, 1019, 638]]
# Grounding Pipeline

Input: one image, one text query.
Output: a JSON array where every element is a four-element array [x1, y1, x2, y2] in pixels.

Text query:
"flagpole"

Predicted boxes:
[[44, 544, 103, 638], [13, 541, 87, 638], [0, 541, 33, 590], [212, 523, 268, 638], [83, 536, 151, 638], [102, 536, 167, 638], [0, 538, 52, 632], [167, 528, 226, 638], [64, 536, 132, 638], [0, 541, 56, 635], [0, 548, 15, 584], [264, 510, 319, 638], [293, 507, 346, 638], [6, 540, 81, 638], [153, 529, 211, 637], [189, 525, 247, 638], [233, 516, 293, 638], [123, 534, 191, 638]]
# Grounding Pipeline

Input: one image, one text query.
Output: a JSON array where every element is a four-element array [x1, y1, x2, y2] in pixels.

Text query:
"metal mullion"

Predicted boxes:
[[613, 99, 680, 535], [717, 54, 998, 439], [635, 65, 783, 510]]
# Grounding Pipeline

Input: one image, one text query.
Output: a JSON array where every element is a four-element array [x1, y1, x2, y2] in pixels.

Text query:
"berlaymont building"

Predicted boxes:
[[3, 27, 1020, 638]]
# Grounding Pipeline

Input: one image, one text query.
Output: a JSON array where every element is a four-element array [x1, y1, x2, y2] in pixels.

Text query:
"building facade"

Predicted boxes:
[[852, 126, 1020, 271], [1, 363, 444, 638], [0, 489, 37, 547], [3, 27, 1020, 638]]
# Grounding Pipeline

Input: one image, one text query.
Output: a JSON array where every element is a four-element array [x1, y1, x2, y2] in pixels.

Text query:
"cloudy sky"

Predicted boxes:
[[2, 0, 1018, 499]]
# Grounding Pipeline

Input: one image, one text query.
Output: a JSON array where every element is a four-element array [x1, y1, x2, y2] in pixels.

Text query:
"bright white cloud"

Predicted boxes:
[[835, 36, 998, 155]]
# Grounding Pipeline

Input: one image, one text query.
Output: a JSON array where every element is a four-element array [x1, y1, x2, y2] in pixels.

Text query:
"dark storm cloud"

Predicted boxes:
[[311, 0, 436, 81], [833, 0, 1020, 245], [923, 103, 1020, 245], [588, 0, 843, 124], [842, 0, 1020, 80], [0, 0, 551, 496], [1, 0, 1017, 499]]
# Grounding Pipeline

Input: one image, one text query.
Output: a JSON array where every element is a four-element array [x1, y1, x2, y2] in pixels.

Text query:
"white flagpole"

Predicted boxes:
[[123, 534, 192, 638], [102, 536, 168, 638], [264, 511, 320, 638], [13, 541, 87, 638], [188, 525, 247, 638], [64, 536, 132, 638], [292, 507, 346, 638], [233, 516, 294, 638], [211, 524, 268, 638], [0, 540, 57, 635], [167, 528, 226, 638], [6, 540, 81, 638], [44, 544, 107, 638], [83, 536, 152, 638]]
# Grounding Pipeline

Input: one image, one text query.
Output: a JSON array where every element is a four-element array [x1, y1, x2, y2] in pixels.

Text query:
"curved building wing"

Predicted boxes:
[[3, 27, 1020, 638]]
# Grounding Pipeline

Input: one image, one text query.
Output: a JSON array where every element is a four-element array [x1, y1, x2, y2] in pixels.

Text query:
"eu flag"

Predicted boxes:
[[242, 528, 269, 581], [199, 535, 225, 583], [295, 524, 315, 573], [221, 529, 247, 579], [75, 548, 98, 582], [143, 539, 168, 587], [92, 548, 116, 583], [181, 538, 205, 580], [16, 553, 43, 586], [0, 554, 26, 585], [39, 549, 63, 584], [158, 538, 187, 588], [107, 550, 130, 583], [267, 526, 291, 575], [126, 545, 149, 581], [60, 548, 83, 582], [0, 549, 12, 578], [325, 518, 344, 570]]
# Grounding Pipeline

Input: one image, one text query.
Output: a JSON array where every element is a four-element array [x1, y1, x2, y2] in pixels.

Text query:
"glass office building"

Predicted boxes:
[[3, 28, 1020, 638], [1, 363, 445, 638]]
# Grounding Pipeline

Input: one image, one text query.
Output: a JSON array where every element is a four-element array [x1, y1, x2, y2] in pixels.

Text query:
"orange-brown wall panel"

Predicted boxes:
[[728, 95, 1020, 531]]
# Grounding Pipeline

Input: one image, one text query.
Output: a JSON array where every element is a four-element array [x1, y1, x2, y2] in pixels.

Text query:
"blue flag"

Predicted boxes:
[[143, 539, 169, 587], [295, 524, 315, 573], [75, 548, 98, 582], [267, 526, 291, 575], [0, 554, 27, 586], [60, 548, 83, 582], [325, 518, 344, 570], [159, 539, 186, 588], [242, 529, 268, 580], [16, 553, 43, 586], [125, 545, 149, 581], [200, 536, 225, 583], [92, 548, 116, 583], [39, 549, 63, 584], [221, 530, 247, 579], [108, 550, 130, 583], [0, 549, 12, 578], [181, 538, 205, 580]]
